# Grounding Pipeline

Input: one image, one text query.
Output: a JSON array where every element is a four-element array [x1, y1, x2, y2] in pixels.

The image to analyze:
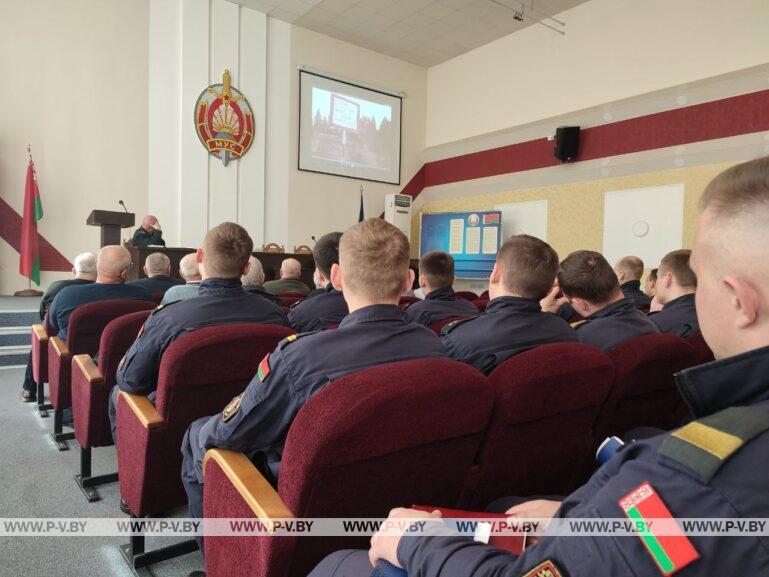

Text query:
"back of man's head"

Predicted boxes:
[[495, 235, 560, 300], [659, 250, 697, 289], [693, 156, 769, 358], [281, 258, 302, 279], [339, 218, 410, 301], [96, 245, 132, 283], [145, 252, 171, 277], [419, 251, 455, 291], [179, 253, 200, 282], [615, 255, 645, 282], [559, 250, 621, 305], [241, 256, 264, 286], [201, 222, 253, 279], [73, 252, 97, 278], [313, 232, 342, 279]]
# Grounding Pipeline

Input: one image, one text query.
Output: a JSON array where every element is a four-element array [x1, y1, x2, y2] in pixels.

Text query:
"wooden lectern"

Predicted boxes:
[[86, 210, 135, 247]]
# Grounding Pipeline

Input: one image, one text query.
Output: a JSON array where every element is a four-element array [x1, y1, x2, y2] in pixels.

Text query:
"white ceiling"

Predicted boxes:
[[230, 0, 591, 67]]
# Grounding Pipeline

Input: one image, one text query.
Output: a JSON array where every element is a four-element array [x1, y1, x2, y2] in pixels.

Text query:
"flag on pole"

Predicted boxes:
[[19, 149, 44, 286], [358, 184, 365, 223]]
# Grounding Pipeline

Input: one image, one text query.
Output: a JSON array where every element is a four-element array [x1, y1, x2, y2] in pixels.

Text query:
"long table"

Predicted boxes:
[[127, 247, 316, 286]]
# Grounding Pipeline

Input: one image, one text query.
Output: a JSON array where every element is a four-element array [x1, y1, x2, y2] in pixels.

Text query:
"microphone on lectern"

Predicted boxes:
[[118, 200, 129, 213]]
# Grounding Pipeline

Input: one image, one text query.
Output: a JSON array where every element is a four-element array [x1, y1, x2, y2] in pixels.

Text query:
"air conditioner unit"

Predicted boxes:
[[384, 194, 412, 241]]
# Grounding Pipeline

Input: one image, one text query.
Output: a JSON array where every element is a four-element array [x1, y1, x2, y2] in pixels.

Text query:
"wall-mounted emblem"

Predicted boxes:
[[195, 69, 254, 166]]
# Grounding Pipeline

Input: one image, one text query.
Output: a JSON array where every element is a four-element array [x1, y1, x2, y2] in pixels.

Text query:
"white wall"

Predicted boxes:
[[426, 0, 769, 147], [287, 27, 427, 248], [0, 0, 149, 294]]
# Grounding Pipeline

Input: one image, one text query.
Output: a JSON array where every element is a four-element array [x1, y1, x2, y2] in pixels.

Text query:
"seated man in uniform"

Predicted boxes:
[[288, 231, 349, 332], [645, 267, 658, 299], [441, 235, 577, 374], [20, 252, 97, 402], [180, 218, 447, 555], [128, 252, 183, 294], [614, 255, 652, 309], [161, 253, 202, 304], [263, 257, 311, 295], [649, 249, 699, 338], [48, 245, 152, 341], [241, 255, 283, 306], [109, 222, 289, 442], [554, 250, 659, 351], [132, 214, 165, 247], [403, 251, 478, 327], [307, 155, 769, 577]]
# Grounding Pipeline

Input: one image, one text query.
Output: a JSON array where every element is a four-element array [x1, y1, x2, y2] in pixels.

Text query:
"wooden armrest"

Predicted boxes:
[[203, 449, 293, 532], [32, 324, 48, 341], [50, 336, 70, 358], [119, 391, 164, 429], [73, 354, 103, 384]]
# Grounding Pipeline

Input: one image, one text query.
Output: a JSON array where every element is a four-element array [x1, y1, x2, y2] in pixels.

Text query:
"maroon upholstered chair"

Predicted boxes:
[[473, 299, 489, 312], [202, 359, 494, 577], [278, 291, 307, 299], [569, 314, 585, 323], [116, 323, 294, 570], [150, 292, 164, 304], [70, 309, 152, 502], [31, 314, 53, 417], [687, 332, 714, 366], [480, 290, 489, 300], [278, 295, 303, 307], [398, 296, 420, 307], [428, 316, 473, 336], [454, 291, 478, 301], [458, 343, 615, 509], [47, 300, 155, 450], [594, 333, 699, 441]]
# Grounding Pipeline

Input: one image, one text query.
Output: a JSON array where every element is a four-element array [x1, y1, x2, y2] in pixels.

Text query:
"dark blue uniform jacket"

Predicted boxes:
[[650, 293, 699, 339], [288, 284, 349, 332], [403, 287, 479, 327], [575, 298, 659, 352]]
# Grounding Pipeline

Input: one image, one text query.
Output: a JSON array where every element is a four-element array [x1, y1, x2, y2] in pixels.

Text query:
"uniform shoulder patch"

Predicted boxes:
[[571, 319, 588, 329], [440, 316, 478, 336], [522, 559, 568, 577], [221, 394, 242, 422], [276, 331, 320, 350], [257, 354, 271, 381], [659, 406, 769, 482]]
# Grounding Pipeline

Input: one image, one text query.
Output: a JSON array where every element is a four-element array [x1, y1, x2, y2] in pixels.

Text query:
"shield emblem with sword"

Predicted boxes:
[[194, 69, 254, 166]]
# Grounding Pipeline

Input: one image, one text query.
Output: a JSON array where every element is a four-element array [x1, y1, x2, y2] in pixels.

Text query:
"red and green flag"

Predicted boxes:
[[619, 482, 699, 575], [19, 153, 44, 285]]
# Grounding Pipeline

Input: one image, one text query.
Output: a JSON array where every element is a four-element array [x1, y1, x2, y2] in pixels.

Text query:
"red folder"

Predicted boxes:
[[411, 506, 525, 555]]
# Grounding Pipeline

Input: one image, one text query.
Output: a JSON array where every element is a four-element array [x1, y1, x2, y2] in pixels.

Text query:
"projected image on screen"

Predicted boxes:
[[299, 70, 402, 184]]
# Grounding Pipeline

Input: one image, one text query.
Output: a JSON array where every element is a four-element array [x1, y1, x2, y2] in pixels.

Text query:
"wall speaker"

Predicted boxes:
[[554, 126, 580, 162]]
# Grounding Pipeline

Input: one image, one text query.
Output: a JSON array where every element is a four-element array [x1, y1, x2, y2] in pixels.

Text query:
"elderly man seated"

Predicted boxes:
[[263, 257, 311, 295], [161, 253, 203, 304], [128, 252, 183, 294]]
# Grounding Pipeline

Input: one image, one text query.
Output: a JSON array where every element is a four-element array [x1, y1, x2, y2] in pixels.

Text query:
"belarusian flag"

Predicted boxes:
[[19, 152, 44, 285]]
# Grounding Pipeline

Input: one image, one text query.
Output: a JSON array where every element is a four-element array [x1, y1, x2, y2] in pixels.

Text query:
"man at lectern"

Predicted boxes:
[[132, 214, 165, 247]]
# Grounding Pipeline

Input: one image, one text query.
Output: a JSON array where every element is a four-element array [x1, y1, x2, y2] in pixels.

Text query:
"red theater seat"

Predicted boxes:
[[70, 309, 152, 502], [278, 294, 303, 307], [459, 343, 615, 509], [428, 316, 472, 336], [480, 290, 489, 300], [454, 291, 478, 301], [151, 292, 164, 304], [473, 299, 489, 312], [46, 300, 155, 450], [202, 358, 493, 577], [398, 296, 420, 307], [595, 333, 698, 441], [687, 332, 714, 365]]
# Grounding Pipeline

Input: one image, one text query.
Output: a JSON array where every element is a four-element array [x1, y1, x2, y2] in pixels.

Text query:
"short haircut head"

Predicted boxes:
[[73, 252, 97, 276], [281, 258, 302, 278], [558, 250, 621, 304], [313, 232, 342, 278], [649, 268, 658, 283], [659, 249, 697, 288], [495, 235, 560, 300], [202, 222, 253, 278], [419, 251, 454, 289], [700, 156, 769, 218], [97, 245, 132, 276], [615, 255, 644, 280], [179, 253, 200, 280], [339, 218, 410, 300], [241, 255, 264, 286], [145, 252, 170, 275]]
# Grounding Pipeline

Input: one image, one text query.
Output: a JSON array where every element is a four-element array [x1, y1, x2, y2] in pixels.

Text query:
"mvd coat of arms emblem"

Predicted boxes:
[[194, 69, 254, 166]]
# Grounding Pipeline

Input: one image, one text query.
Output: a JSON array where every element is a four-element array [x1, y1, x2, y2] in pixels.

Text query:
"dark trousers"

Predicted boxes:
[[23, 353, 36, 392], [307, 550, 372, 577]]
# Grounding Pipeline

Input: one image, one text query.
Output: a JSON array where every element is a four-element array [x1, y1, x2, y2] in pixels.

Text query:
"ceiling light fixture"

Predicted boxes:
[[490, 0, 566, 35]]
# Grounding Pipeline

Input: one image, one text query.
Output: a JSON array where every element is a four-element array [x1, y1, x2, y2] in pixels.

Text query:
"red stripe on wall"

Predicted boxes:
[[0, 197, 72, 272], [401, 88, 769, 201]]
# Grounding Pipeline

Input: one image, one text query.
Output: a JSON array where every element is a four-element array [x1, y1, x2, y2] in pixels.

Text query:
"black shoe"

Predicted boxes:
[[119, 499, 131, 515], [20, 390, 37, 403], [188, 572, 206, 577]]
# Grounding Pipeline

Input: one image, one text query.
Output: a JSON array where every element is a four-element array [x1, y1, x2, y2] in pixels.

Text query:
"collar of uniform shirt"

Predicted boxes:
[[621, 279, 643, 292], [485, 295, 541, 314], [675, 344, 769, 418], [338, 304, 404, 328], [661, 292, 696, 311], [198, 277, 243, 297], [425, 286, 456, 301], [587, 296, 635, 320]]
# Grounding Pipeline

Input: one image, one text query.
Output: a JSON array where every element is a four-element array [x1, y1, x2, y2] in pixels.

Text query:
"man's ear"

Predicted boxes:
[[330, 263, 343, 291], [418, 274, 427, 290], [724, 276, 760, 329], [489, 263, 502, 286], [404, 268, 416, 293], [143, 265, 148, 276], [258, 272, 265, 285], [241, 260, 251, 277], [570, 297, 591, 314], [196, 248, 203, 264]]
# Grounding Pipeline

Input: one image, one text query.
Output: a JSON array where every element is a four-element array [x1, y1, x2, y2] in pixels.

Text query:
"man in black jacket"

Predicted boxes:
[[132, 215, 165, 247], [614, 255, 651, 309]]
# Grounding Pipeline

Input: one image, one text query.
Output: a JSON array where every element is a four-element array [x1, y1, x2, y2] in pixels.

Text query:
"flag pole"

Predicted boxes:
[[15, 142, 44, 297]]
